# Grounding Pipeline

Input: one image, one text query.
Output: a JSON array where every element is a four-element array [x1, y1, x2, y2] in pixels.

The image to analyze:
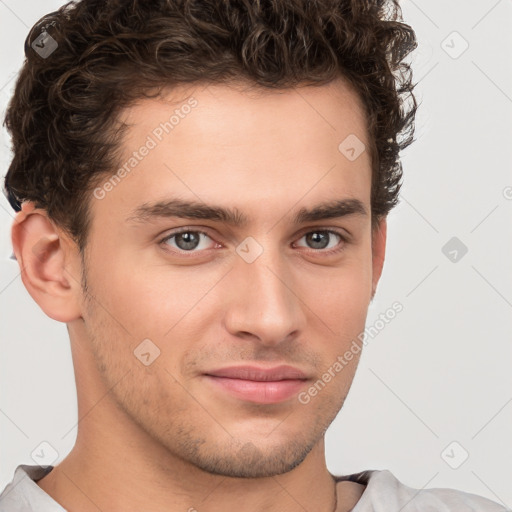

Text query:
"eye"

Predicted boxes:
[[294, 230, 346, 253], [159, 228, 348, 256], [160, 229, 218, 252]]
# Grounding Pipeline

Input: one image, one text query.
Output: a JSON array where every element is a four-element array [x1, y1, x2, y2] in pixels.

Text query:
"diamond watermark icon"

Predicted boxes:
[[236, 236, 264, 263], [31, 234, 59, 263], [31, 32, 58, 59], [338, 134, 366, 162], [441, 31, 469, 59], [441, 441, 469, 469], [442, 236, 468, 263], [31, 441, 59, 468], [134, 338, 161, 366]]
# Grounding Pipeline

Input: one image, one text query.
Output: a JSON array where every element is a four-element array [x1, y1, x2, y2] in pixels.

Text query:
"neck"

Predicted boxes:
[[39, 420, 338, 512]]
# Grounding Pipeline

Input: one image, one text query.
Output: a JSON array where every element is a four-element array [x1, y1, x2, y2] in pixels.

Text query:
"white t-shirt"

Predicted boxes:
[[0, 464, 509, 511]]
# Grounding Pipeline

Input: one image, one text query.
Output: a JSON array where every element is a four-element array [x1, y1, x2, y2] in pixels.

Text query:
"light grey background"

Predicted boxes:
[[1, 0, 511, 506]]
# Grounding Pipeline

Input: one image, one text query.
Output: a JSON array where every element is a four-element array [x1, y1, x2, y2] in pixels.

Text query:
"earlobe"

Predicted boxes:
[[11, 202, 83, 323], [371, 217, 387, 299]]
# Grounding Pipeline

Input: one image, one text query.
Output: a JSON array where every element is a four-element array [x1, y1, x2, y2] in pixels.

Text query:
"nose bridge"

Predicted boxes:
[[224, 240, 303, 344]]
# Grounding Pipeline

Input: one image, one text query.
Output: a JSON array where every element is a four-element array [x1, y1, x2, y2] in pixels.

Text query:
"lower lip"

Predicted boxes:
[[204, 376, 306, 404]]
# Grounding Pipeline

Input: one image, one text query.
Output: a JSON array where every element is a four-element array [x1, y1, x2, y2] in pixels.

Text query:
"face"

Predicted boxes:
[[75, 78, 385, 478]]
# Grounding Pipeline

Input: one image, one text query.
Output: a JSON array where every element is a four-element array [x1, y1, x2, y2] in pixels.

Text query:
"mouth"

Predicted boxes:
[[203, 365, 309, 404]]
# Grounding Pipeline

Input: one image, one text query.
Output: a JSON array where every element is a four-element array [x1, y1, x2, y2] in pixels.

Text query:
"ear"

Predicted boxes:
[[11, 202, 83, 323], [370, 216, 387, 300]]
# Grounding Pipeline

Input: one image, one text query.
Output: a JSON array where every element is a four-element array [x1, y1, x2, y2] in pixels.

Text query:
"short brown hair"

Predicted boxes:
[[3, 0, 418, 253]]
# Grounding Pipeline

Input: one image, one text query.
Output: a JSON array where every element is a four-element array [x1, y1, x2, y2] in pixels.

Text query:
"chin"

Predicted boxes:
[[188, 438, 314, 478]]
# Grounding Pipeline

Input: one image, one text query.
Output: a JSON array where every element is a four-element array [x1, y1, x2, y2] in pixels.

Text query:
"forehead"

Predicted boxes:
[[122, 76, 369, 147], [89, 77, 372, 232]]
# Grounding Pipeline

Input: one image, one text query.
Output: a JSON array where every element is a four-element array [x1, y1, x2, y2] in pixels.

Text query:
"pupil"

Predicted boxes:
[[307, 232, 328, 249], [177, 232, 200, 250]]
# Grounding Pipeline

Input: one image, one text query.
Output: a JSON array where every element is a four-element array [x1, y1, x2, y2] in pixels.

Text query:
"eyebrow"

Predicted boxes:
[[126, 197, 368, 227]]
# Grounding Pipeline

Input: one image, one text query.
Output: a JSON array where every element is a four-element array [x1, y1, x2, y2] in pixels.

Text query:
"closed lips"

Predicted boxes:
[[203, 365, 309, 404], [204, 365, 308, 381]]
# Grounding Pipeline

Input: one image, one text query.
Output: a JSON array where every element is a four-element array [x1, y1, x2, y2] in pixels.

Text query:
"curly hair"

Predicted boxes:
[[3, 0, 418, 253]]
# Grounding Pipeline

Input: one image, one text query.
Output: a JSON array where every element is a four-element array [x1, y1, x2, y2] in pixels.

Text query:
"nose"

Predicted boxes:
[[222, 244, 306, 347]]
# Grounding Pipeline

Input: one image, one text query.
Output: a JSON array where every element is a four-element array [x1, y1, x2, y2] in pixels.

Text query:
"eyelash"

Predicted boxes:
[[158, 227, 349, 257]]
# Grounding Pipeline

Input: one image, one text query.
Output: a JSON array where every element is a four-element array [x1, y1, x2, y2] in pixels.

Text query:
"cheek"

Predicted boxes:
[[307, 251, 373, 332], [86, 247, 227, 343], [318, 283, 370, 354], [305, 265, 370, 399]]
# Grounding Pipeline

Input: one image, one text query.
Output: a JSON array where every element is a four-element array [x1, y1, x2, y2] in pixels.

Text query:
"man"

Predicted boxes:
[[0, 0, 507, 511]]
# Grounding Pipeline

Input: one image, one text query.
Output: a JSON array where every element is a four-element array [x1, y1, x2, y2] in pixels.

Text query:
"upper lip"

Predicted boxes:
[[204, 365, 308, 382]]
